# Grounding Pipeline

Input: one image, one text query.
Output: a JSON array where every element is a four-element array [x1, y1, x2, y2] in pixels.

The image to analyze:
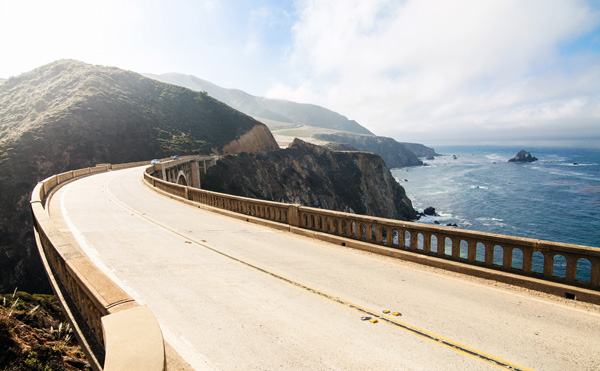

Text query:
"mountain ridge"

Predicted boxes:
[[143, 72, 375, 136]]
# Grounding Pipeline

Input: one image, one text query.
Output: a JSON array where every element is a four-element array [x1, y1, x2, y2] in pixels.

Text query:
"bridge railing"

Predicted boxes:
[[31, 162, 165, 371], [145, 162, 600, 303]]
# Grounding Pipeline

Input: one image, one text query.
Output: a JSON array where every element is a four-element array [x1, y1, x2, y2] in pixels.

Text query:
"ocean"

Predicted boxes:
[[391, 146, 600, 268]]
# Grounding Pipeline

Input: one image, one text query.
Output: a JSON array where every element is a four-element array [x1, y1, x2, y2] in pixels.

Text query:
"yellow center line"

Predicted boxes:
[[106, 179, 534, 371]]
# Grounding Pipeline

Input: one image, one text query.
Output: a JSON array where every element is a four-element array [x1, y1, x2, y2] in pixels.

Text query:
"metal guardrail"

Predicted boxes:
[[144, 161, 600, 304], [31, 162, 165, 371]]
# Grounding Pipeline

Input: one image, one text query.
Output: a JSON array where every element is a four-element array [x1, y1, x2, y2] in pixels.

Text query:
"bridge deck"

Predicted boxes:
[[49, 167, 600, 370]]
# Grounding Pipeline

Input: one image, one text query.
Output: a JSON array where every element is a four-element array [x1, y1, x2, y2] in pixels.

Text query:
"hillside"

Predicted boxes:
[[203, 139, 417, 220], [143, 73, 375, 135], [142, 73, 439, 166], [0, 60, 278, 293], [0, 291, 89, 370]]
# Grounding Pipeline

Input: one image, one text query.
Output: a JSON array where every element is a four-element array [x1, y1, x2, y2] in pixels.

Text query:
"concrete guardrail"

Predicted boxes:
[[31, 161, 165, 371], [144, 162, 600, 304]]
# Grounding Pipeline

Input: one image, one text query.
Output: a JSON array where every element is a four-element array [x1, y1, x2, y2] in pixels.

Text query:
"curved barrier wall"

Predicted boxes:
[[31, 162, 165, 371], [146, 162, 600, 304]]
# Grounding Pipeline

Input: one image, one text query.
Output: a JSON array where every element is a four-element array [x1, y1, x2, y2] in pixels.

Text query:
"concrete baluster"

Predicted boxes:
[[410, 230, 418, 251], [503, 246, 513, 269], [422, 232, 431, 252], [386, 228, 394, 247], [521, 248, 533, 273], [565, 254, 578, 283], [464, 240, 475, 262], [451, 237, 460, 259], [436, 234, 446, 257], [375, 224, 383, 244], [542, 251, 554, 279], [590, 258, 600, 288]]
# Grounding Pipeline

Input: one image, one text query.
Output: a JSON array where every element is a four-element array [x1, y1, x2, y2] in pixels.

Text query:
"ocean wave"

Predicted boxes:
[[475, 217, 506, 228], [557, 162, 599, 167], [484, 153, 505, 162]]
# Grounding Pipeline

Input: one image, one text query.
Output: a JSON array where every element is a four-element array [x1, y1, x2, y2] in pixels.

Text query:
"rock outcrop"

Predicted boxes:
[[508, 150, 538, 163], [220, 124, 279, 154], [203, 139, 417, 220], [314, 133, 436, 168]]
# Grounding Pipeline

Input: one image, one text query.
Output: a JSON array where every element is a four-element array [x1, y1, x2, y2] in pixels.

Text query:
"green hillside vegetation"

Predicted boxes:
[[143, 73, 375, 135], [0, 60, 277, 294]]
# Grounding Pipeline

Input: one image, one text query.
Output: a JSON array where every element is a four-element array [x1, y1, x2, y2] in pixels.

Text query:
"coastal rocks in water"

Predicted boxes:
[[508, 150, 538, 163], [423, 206, 437, 216]]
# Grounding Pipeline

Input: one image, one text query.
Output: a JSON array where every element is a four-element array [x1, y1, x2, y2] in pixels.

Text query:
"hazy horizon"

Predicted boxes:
[[1, 0, 599, 148]]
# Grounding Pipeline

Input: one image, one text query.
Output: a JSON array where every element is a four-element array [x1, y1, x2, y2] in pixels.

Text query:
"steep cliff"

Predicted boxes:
[[314, 133, 435, 168], [203, 139, 417, 220], [0, 60, 278, 293]]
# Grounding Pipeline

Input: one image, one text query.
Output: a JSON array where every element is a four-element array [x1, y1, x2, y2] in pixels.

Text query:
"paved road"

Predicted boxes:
[[49, 167, 600, 370]]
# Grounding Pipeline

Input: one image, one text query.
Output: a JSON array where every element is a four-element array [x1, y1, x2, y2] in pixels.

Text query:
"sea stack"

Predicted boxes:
[[508, 150, 538, 163]]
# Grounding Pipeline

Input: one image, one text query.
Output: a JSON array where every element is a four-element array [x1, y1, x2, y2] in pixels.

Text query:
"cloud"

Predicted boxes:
[[268, 0, 600, 146]]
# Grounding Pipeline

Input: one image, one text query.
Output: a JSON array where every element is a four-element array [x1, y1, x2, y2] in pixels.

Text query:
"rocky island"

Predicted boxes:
[[508, 150, 538, 163]]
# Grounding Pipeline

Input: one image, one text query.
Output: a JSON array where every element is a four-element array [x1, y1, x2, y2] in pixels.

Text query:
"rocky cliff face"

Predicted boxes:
[[221, 124, 278, 154], [314, 133, 436, 168], [203, 139, 417, 220]]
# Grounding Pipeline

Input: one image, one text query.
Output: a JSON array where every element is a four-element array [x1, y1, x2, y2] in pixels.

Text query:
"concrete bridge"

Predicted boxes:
[[31, 159, 600, 370], [155, 155, 220, 187]]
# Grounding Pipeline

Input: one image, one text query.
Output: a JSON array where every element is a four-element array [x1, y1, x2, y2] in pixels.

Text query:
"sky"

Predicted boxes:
[[1, 0, 599, 147]]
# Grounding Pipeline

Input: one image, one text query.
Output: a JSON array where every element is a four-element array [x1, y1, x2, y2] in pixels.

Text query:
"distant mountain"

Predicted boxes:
[[143, 73, 375, 136], [0, 59, 278, 293], [314, 133, 438, 168]]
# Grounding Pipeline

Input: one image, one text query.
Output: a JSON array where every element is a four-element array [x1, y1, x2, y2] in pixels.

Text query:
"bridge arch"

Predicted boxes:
[[176, 170, 188, 186]]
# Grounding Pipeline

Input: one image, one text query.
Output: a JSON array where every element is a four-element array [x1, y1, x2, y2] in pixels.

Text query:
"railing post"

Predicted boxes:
[[410, 230, 418, 250], [503, 246, 513, 269], [451, 237, 460, 259], [543, 252, 554, 279], [437, 235, 446, 256], [288, 204, 301, 227], [423, 232, 431, 252], [522, 248, 533, 273], [591, 258, 600, 288], [376, 225, 383, 243], [565, 255, 577, 283], [467, 240, 476, 262]]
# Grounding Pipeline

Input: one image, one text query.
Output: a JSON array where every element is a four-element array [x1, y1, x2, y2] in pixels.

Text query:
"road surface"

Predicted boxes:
[[49, 167, 600, 370]]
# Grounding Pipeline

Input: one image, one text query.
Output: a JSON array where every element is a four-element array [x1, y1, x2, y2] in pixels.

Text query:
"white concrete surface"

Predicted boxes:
[[49, 167, 600, 370]]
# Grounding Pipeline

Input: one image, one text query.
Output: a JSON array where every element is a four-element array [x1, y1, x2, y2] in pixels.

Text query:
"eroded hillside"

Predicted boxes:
[[203, 139, 417, 220]]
